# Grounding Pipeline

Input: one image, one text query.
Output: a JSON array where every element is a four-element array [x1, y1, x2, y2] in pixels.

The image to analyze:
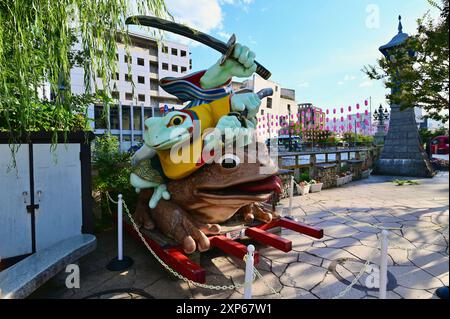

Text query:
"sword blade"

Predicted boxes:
[[125, 15, 271, 80]]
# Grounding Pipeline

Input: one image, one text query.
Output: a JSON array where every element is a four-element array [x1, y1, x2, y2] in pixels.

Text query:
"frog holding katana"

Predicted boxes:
[[130, 43, 262, 212]]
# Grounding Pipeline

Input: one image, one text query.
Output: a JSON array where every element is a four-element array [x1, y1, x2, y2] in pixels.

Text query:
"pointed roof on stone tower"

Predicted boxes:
[[379, 15, 410, 55]]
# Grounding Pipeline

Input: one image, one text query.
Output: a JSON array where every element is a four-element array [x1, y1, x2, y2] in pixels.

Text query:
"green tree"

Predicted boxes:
[[0, 0, 168, 144], [364, 0, 449, 123]]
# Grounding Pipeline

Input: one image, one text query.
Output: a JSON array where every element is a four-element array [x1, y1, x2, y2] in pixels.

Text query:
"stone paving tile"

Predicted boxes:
[[297, 252, 323, 267], [393, 286, 437, 299], [323, 237, 361, 248], [144, 277, 192, 299], [388, 266, 444, 290], [278, 286, 318, 299], [280, 263, 328, 291], [408, 250, 449, 277], [310, 273, 366, 299], [235, 270, 283, 297], [308, 247, 361, 261]]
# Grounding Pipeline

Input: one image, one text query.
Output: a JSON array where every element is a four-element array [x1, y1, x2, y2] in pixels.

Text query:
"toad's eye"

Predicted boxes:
[[168, 115, 186, 127], [219, 154, 240, 169]]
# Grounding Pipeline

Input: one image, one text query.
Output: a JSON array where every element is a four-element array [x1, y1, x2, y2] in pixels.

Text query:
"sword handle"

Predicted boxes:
[[255, 63, 271, 80]]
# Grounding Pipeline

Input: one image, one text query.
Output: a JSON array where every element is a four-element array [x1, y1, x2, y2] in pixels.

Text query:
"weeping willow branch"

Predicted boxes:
[[0, 0, 169, 155]]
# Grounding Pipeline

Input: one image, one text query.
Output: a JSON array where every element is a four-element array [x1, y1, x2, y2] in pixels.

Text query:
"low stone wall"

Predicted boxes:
[[348, 159, 364, 180], [278, 169, 294, 199], [313, 163, 337, 189]]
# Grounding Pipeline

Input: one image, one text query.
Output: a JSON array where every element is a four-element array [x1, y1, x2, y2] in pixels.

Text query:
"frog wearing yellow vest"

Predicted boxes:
[[130, 92, 261, 209]]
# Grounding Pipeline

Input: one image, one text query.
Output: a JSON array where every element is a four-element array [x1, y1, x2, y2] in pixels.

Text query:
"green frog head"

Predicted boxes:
[[143, 111, 194, 150]]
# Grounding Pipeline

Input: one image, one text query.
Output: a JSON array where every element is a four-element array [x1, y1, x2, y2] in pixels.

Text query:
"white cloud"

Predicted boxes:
[[337, 81, 344, 85], [219, 0, 254, 11], [218, 31, 232, 40], [166, 0, 223, 33], [344, 74, 357, 81], [359, 80, 373, 88]]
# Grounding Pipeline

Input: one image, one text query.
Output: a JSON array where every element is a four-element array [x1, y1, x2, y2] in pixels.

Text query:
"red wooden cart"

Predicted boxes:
[[124, 216, 323, 284]]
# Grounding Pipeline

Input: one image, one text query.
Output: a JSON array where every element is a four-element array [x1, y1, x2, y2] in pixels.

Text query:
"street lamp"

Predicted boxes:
[[373, 104, 390, 129], [287, 104, 292, 151]]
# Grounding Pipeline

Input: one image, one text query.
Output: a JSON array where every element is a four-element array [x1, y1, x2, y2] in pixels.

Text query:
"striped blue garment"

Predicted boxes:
[[160, 71, 233, 109]]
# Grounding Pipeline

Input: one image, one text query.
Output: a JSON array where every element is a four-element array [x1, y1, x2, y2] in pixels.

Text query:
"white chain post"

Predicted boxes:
[[379, 229, 389, 299], [289, 175, 294, 216], [118, 194, 123, 261], [244, 245, 255, 299]]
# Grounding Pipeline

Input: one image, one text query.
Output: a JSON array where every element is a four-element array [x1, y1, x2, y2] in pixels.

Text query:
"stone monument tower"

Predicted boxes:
[[374, 16, 435, 177]]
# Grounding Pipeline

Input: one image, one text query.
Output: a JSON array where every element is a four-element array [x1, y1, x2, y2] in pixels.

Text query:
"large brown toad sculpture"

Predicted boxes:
[[133, 141, 282, 254]]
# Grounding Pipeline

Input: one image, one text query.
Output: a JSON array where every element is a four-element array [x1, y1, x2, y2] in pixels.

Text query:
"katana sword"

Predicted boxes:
[[125, 15, 272, 80]]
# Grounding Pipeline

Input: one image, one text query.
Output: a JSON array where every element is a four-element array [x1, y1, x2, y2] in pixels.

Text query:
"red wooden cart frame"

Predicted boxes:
[[124, 217, 323, 284]]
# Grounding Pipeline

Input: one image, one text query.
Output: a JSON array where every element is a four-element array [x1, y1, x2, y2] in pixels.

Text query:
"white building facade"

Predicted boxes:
[[234, 75, 297, 142], [71, 33, 191, 151]]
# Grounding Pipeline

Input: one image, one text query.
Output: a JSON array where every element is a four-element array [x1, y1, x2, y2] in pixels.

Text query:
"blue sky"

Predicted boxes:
[[161, 0, 440, 112]]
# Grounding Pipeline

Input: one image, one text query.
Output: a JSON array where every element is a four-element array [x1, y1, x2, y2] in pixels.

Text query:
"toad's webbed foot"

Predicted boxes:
[[240, 202, 274, 224], [150, 200, 217, 254]]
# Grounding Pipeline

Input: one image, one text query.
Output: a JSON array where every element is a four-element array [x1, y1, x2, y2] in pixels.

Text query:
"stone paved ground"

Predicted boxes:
[[31, 172, 449, 299]]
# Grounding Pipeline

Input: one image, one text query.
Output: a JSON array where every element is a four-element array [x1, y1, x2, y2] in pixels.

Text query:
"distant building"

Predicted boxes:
[[70, 32, 191, 151], [233, 75, 297, 141], [297, 103, 326, 130]]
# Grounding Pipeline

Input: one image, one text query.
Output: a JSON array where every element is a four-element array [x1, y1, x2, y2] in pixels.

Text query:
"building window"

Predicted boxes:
[[122, 105, 131, 130], [181, 50, 187, 57], [162, 63, 169, 70], [134, 135, 143, 142], [137, 57, 144, 66], [150, 80, 159, 91], [114, 73, 119, 80], [150, 63, 158, 74], [133, 106, 142, 130], [171, 48, 178, 56], [172, 64, 178, 72], [110, 105, 120, 130], [125, 92, 133, 100], [122, 135, 131, 142], [267, 97, 272, 109], [94, 105, 107, 129], [138, 94, 146, 102], [111, 91, 120, 100], [115, 53, 119, 61], [275, 86, 278, 92], [144, 107, 152, 120], [124, 55, 131, 64], [181, 66, 187, 73], [261, 109, 264, 115], [138, 76, 145, 84], [162, 46, 168, 54], [125, 74, 132, 82]]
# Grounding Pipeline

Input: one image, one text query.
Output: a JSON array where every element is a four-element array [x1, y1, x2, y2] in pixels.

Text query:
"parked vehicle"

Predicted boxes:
[[267, 135, 302, 151], [430, 136, 449, 155]]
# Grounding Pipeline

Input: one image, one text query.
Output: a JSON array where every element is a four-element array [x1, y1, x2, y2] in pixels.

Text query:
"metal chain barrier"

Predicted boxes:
[[332, 246, 380, 299], [105, 192, 282, 296]]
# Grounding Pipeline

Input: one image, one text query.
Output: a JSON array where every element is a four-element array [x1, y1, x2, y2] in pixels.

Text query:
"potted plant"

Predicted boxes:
[[296, 181, 311, 195], [336, 173, 346, 187], [345, 170, 353, 184], [309, 179, 323, 193], [361, 163, 371, 179]]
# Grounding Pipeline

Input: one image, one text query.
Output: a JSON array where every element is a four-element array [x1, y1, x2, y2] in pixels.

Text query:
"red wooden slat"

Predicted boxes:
[[210, 236, 259, 265], [278, 218, 324, 239], [245, 227, 292, 252], [123, 221, 206, 283]]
